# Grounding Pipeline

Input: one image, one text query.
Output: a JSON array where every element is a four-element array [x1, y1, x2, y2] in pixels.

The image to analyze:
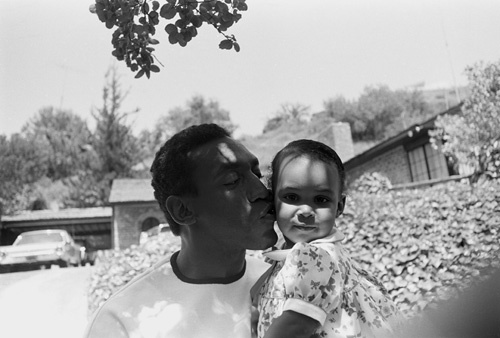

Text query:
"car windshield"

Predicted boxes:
[[15, 233, 64, 245]]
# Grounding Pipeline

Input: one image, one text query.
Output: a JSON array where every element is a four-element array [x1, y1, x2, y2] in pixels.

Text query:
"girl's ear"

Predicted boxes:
[[165, 195, 196, 226], [336, 194, 346, 217]]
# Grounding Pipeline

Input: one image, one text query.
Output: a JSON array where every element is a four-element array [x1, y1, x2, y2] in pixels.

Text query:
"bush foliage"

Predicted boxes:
[[87, 178, 500, 319]]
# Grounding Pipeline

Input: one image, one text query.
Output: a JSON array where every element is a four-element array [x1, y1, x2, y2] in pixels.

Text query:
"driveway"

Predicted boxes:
[[0, 266, 92, 338]]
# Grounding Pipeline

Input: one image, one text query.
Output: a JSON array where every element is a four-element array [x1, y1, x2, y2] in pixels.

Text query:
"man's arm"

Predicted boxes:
[[263, 310, 321, 338]]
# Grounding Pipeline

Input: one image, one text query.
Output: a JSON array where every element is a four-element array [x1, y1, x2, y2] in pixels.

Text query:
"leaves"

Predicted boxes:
[[337, 178, 500, 318], [219, 38, 233, 50], [90, 0, 249, 77], [160, 4, 176, 19]]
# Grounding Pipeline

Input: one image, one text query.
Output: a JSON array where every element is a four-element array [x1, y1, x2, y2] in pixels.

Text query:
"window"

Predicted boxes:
[[408, 143, 449, 182]]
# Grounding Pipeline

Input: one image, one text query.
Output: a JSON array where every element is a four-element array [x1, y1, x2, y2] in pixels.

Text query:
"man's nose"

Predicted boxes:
[[248, 175, 270, 202]]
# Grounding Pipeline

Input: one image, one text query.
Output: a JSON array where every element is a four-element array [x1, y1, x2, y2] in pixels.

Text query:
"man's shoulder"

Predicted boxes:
[[84, 255, 176, 337]]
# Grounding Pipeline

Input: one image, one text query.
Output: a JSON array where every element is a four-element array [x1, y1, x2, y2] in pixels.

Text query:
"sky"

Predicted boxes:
[[1, 0, 499, 138]]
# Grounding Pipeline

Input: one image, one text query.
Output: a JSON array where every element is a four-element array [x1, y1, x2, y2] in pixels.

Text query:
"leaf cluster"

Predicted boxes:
[[340, 176, 500, 318], [91, 0, 247, 78]]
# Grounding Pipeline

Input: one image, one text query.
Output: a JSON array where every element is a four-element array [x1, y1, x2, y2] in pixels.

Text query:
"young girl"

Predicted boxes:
[[253, 139, 403, 338]]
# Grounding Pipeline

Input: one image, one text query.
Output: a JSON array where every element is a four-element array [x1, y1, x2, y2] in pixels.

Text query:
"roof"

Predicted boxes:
[[108, 178, 155, 203], [344, 104, 462, 170], [1, 207, 112, 223]]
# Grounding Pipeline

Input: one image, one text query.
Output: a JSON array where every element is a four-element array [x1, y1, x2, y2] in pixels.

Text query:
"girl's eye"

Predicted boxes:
[[315, 196, 330, 204], [283, 194, 299, 202]]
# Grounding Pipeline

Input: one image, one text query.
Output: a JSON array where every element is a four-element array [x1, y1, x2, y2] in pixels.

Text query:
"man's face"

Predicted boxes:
[[187, 137, 277, 250]]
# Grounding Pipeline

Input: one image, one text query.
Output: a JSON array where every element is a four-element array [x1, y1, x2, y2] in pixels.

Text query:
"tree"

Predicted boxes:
[[21, 107, 94, 180], [0, 133, 48, 214], [89, 0, 248, 78], [356, 85, 407, 141], [136, 95, 236, 160], [315, 95, 358, 135], [430, 60, 500, 181], [322, 95, 357, 122], [262, 103, 310, 134], [164, 94, 235, 133], [383, 88, 434, 139], [92, 66, 141, 178], [321, 86, 433, 142]]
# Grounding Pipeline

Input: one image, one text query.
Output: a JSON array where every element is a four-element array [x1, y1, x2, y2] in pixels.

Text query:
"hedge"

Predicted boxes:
[[87, 177, 500, 319]]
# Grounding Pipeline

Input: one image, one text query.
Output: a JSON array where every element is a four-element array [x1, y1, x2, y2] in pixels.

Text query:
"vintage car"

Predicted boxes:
[[0, 229, 83, 273], [139, 223, 170, 244]]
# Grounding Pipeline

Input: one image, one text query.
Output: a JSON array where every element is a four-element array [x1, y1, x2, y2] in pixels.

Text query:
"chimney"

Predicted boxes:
[[315, 122, 355, 163]]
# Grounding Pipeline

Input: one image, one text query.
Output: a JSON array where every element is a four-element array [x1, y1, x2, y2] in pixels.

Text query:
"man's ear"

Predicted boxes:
[[165, 195, 196, 226], [336, 194, 346, 217]]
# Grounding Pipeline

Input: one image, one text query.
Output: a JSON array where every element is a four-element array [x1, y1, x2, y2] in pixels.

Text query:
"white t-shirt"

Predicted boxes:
[[84, 251, 269, 338]]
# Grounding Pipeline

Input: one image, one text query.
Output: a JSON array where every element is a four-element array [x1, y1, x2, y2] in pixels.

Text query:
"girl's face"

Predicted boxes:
[[274, 155, 345, 245]]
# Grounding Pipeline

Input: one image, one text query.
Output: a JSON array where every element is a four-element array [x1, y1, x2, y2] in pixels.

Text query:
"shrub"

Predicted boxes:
[[88, 179, 500, 319], [337, 179, 500, 317], [348, 171, 392, 194]]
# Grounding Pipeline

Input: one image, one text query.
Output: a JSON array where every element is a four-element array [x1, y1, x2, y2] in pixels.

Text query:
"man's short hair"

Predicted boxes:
[[150, 124, 230, 235]]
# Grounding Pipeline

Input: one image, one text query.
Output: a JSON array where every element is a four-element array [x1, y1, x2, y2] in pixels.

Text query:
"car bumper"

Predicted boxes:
[[0, 253, 66, 266]]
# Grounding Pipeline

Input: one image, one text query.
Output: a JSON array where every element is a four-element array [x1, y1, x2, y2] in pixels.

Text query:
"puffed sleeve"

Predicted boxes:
[[280, 242, 344, 325]]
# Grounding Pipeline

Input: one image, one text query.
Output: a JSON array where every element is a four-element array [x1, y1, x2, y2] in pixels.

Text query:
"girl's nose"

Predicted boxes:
[[298, 205, 314, 217]]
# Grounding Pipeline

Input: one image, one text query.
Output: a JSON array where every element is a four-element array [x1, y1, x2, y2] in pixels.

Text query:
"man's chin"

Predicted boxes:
[[249, 231, 278, 251]]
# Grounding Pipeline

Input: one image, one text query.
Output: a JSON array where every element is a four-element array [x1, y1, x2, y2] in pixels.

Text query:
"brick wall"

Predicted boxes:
[[112, 202, 166, 249], [346, 145, 412, 187]]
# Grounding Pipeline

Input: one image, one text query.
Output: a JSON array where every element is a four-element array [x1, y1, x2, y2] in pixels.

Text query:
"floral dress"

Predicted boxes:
[[255, 229, 404, 338]]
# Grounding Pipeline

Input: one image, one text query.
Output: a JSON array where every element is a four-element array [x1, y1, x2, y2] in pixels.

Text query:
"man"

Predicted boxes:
[[84, 124, 277, 337]]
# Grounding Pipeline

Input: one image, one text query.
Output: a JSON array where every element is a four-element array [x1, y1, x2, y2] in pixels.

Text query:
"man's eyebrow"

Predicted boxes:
[[215, 156, 260, 176]]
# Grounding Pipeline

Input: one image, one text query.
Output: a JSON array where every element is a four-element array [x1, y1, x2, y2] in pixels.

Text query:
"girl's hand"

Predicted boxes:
[[263, 310, 320, 338]]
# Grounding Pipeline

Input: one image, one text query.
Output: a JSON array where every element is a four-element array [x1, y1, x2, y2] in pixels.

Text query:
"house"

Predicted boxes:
[[344, 104, 465, 188], [108, 178, 166, 249], [0, 207, 112, 251], [0, 179, 165, 251]]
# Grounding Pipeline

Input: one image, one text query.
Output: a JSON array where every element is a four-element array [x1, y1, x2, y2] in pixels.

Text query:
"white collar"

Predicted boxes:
[[263, 228, 345, 261]]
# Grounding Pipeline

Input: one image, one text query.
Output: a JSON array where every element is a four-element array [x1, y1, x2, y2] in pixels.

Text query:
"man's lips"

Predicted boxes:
[[260, 204, 275, 220]]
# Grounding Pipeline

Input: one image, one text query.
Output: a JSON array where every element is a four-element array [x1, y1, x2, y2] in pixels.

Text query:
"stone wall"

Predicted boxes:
[[112, 202, 166, 249]]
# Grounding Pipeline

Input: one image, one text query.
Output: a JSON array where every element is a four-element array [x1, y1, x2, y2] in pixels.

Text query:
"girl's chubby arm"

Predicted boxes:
[[263, 310, 320, 338]]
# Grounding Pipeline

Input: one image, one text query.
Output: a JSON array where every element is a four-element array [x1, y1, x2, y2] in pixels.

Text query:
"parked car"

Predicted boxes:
[[0, 229, 83, 273], [140, 223, 170, 244]]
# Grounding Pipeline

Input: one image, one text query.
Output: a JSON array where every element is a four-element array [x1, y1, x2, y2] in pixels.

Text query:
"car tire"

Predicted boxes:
[[58, 261, 69, 268], [0, 266, 11, 274]]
